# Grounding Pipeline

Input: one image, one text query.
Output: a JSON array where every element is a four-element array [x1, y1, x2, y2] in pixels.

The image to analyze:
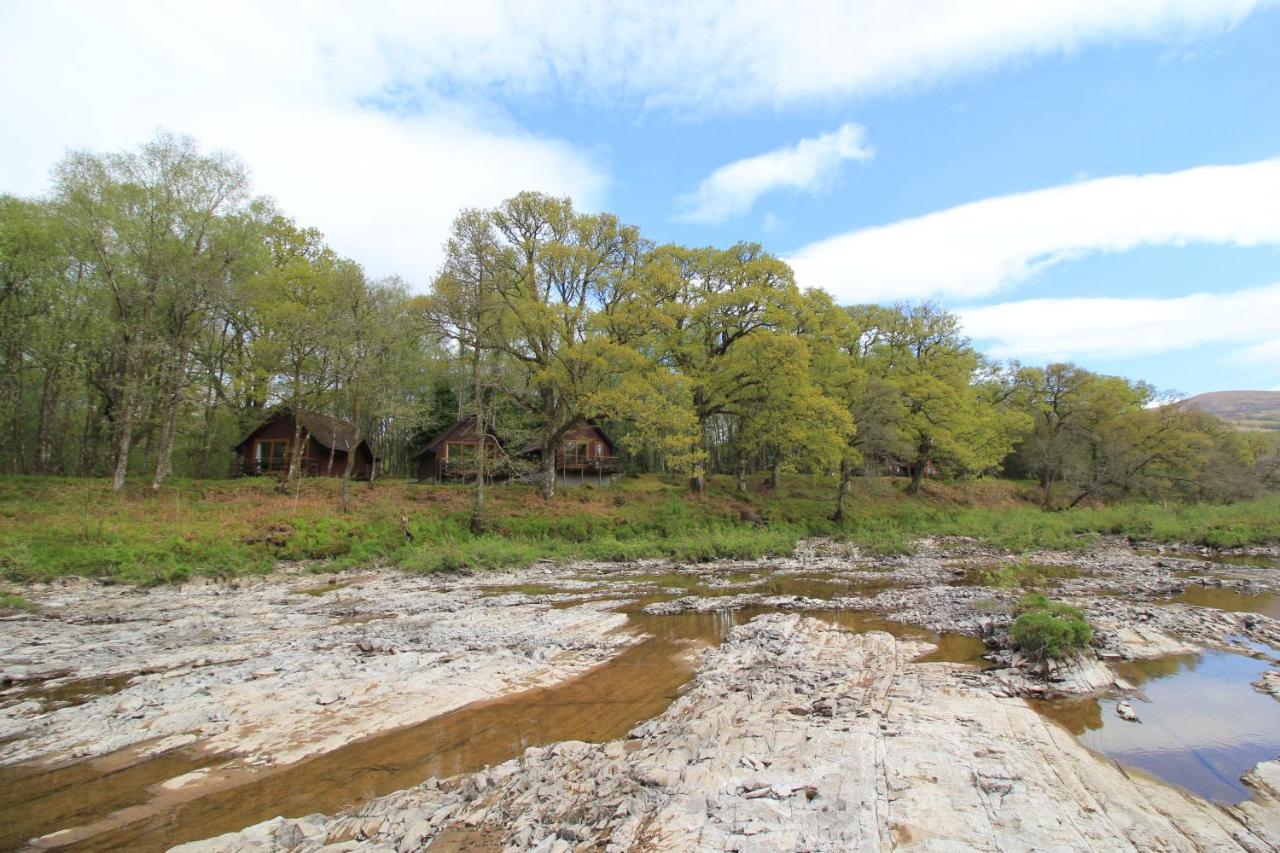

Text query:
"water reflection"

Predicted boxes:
[[1137, 550, 1280, 570], [64, 604, 984, 851], [1033, 650, 1280, 803], [1155, 585, 1280, 620]]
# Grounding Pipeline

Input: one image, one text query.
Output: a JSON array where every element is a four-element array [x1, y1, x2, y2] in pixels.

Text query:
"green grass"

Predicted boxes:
[[0, 591, 34, 611], [0, 474, 1275, 584]]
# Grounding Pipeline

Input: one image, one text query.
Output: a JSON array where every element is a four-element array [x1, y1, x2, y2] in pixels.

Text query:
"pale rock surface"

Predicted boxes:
[[0, 570, 633, 769], [176, 615, 1280, 852]]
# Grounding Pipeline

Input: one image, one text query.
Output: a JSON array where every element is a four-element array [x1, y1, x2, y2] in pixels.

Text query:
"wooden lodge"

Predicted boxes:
[[536, 422, 620, 486], [232, 410, 374, 479], [412, 415, 502, 483], [414, 418, 619, 485]]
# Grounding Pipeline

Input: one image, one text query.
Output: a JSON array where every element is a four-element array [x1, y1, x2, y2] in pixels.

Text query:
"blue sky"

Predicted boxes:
[[2, 1, 1278, 395]]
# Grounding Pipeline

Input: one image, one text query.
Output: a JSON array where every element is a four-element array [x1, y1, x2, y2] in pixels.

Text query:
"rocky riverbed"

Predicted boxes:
[[178, 615, 1280, 852], [2, 539, 1279, 850]]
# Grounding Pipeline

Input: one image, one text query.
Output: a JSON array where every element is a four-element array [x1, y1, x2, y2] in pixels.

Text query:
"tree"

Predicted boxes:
[[425, 210, 507, 529], [849, 304, 1004, 495], [52, 132, 253, 490], [648, 242, 802, 492], [0, 196, 72, 473], [486, 192, 660, 498]]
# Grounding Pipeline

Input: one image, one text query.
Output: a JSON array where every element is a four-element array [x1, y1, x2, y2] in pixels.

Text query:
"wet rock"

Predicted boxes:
[[1115, 701, 1140, 722], [185, 614, 1280, 852]]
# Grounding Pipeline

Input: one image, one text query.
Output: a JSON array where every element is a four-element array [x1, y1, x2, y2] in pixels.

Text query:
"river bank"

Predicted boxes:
[[2, 538, 1279, 849]]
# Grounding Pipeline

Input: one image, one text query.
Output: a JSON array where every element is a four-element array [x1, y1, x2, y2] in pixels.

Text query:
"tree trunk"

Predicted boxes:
[[111, 388, 136, 491], [539, 440, 557, 499], [152, 347, 190, 489], [689, 452, 707, 493], [197, 382, 217, 478], [769, 454, 782, 489], [906, 462, 925, 495], [284, 419, 307, 492], [832, 457, 854, 522], [35, 363, 61, 474], [735, 450, 746, 493], [469, 341, 486, 533]]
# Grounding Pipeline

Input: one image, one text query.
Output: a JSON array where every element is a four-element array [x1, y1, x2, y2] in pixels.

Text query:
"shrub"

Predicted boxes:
[[1011, 594, 1092, 662]]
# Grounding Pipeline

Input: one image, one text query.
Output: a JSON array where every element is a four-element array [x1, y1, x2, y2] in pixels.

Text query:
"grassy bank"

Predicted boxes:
[[0, 475, 1276, 585]]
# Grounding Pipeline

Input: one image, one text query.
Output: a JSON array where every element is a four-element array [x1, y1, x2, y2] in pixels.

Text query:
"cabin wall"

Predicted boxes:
[[234, 415, 372, 479], [553, 425, 617, 471]]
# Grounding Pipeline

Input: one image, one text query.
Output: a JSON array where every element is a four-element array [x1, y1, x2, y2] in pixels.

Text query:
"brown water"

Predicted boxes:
[[0, 745, 225, 851], [1155, 585, 1280, 620], [1138, 550, 1280, 570], [0, 672, 137, 711], [1033, 650, 1280, 803], [3, 599, 983, 851], [290, 581, 352, 596]]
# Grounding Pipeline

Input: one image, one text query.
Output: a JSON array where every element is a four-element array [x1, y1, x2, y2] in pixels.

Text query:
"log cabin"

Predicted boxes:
[[413, 415, 503, 483], [232, 410, 374, 479], [414, 418, 619, 486], [536, 422, 620, 486]]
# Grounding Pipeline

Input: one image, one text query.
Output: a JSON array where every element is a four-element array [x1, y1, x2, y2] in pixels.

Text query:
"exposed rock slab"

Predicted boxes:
[[1, 571, 633, 770], [179, 615, 1280, 852]]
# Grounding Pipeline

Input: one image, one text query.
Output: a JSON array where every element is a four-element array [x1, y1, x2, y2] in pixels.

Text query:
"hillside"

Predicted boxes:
[[1183, 390, 1280, 431]]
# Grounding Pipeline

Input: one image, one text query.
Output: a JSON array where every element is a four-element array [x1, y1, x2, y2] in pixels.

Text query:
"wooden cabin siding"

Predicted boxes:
[[552, 424, 618, 473], [233, 412, 373, 479], [414, 416, 502, 483]]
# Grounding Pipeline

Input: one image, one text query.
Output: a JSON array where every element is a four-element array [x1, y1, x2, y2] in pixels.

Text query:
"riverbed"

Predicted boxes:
[[2, 539, 1279, 850]]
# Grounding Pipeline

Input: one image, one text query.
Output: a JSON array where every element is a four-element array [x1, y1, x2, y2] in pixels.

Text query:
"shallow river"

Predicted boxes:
[[3, 563, 1279, 849]]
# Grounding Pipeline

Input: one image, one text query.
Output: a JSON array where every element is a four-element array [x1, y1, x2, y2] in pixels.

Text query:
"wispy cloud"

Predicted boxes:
[[1231, 338, 1280, 364], [786, 159, 1280, 302], [1, 0, 1273, 286], [956, 282, 1280, 361], [182, 1, 1268, 112], [675, 124, 872, 224]]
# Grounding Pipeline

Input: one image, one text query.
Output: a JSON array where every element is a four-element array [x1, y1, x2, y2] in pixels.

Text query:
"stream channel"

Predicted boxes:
[[3, 562, 1280, 850]]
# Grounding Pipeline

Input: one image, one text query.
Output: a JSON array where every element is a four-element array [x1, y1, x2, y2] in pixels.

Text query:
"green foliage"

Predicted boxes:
[[0, 475, 1275, 585], [1011, 594, 1093, 662]]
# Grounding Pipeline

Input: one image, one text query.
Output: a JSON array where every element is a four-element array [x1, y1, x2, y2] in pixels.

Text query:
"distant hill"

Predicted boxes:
[[1182, 390, 1280, 431]]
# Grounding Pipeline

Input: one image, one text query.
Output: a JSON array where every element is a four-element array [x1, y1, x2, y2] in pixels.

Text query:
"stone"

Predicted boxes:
[[1115, 700, 1140, 722]]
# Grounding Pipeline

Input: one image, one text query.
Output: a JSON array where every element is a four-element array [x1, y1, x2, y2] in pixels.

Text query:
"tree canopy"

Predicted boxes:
[[0, 132, 1273, 515]]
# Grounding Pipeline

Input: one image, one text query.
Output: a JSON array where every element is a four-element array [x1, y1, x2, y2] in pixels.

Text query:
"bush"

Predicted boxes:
[[1011, 594, 1092, 662]]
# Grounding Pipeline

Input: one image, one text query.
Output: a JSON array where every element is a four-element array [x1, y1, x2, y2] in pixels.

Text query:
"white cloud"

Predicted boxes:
[[675, 124, 872, 224], [1, 1, 1273, 285], [185, 1, 1266, 112], [956, 282, 1280, 362], [1231, 338, 1280, 364], [0, 4, 609, 290], [786, 159, 1280, 302]]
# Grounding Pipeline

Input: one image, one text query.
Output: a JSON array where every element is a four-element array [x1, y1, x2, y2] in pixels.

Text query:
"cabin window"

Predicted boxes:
[[563, 442, 588, 464], [256, 439, 289, 464], [445, 443, 477, 466]]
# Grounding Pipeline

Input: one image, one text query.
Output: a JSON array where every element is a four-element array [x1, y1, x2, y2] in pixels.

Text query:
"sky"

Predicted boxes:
[[2, 1, 1279, 396]]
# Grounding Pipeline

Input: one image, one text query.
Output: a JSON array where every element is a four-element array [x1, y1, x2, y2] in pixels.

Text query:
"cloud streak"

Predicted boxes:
[[675, 124, 872, 224], [1, 0, 1273, 287], [956, 282, 1280, 362], [786, 159, 1280, 302]]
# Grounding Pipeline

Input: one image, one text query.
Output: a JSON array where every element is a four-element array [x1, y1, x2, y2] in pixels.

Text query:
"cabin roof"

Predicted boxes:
[[518, 421, 618, 456], [233, 409, 366, 454], [412, 415, 501, 459]]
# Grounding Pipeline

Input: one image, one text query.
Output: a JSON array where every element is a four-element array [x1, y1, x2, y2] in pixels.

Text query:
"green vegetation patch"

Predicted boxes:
[[0, 475, 1276, 584], [1011, 593, 1093, 663]]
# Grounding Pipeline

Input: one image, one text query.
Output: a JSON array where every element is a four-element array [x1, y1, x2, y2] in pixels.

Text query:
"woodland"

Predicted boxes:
[[1, 133, 1277, 528]]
